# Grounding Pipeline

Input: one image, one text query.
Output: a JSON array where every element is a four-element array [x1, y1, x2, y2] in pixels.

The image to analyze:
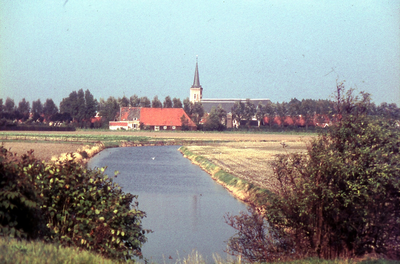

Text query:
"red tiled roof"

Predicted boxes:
[[120, 107, 141, 121], [140, 108, 196, 127], [110, 122, 128, 126]]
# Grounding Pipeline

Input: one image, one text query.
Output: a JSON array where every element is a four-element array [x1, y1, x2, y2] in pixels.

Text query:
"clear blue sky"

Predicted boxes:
[[1, 0, 399, 107]]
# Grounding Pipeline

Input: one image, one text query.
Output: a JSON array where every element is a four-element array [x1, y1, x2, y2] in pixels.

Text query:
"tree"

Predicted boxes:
[[275, 101, 288, 127], [130, 95, 140, 107], [4, 97, 15, 113], [118, 96, 130, 107], [163, 96, 173, 108], [60, 91, 79, 120], [183, 97, 192, 116], [84, 89, 98, 127], [17, 98, 30, 120], [377, 102, 400, 121], [255, 102, 265, 127], [151, 96, 162, 108], [226, 85, 400, 261], [264, 101, 276, 128], [300, 99, 316, 130], [31, 99, 43, 121], [43, 98, 58, 121], [76, 89, 86, 125], [243, 99, 256, 128], [172, 97, 182, 108], [180, 114, 189, 131], [231, 100, 245, 128], [203, 106, 226, 131], [315, 99, 335, 124], [139, 97, 151, 108], [60, 89, 98, 127], [288, 98, 301, 126], [98, 97, 119, 123], [191, 102, 204, 125]]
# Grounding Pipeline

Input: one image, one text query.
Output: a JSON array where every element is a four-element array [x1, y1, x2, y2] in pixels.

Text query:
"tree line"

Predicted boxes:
[[1, 88, 399, 130]]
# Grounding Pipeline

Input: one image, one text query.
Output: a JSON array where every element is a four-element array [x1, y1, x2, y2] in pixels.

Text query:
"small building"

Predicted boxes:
[[109, 107, 197, 131]]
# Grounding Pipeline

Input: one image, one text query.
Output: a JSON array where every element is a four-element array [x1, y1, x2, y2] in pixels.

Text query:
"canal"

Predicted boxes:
[[88, 145, 247, 263]]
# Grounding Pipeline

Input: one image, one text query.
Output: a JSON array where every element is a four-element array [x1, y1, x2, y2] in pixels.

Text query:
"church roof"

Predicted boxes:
[[201, 98, 271, 113], [191, 58, 202, 88]]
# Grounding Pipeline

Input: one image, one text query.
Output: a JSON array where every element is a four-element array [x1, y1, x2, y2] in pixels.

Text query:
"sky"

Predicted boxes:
[[0, 0, 399, 107]]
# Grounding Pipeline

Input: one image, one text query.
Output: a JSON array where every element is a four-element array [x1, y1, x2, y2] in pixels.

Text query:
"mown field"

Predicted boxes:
[[183, 140, 308, 189], [0, 130, 312, 165]]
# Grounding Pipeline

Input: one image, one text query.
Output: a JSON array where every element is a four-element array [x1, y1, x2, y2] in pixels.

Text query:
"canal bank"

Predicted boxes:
[[178, 146, 270, 209]]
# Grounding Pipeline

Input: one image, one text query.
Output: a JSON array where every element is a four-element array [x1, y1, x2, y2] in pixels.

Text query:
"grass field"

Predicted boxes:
[[184, 140, 308, 189], [0, 130, 312, 166]]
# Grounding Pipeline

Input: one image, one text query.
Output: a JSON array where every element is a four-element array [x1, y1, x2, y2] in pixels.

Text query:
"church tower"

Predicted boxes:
[[189, 56, 203, 104]]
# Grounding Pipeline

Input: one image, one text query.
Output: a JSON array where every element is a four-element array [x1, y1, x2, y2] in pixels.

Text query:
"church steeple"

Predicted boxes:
[[191, 56, 202, 88], [189, 56, 203, 103]]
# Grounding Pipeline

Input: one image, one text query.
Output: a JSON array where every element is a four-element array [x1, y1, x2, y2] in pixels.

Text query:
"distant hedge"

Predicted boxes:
[[0, 125, 75, 131]]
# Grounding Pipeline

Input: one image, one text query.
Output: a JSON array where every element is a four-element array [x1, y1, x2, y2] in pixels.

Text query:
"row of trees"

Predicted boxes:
[[1, 88, 399, 130], [231, 97, 400, 130], [0, 98, 58, 122]]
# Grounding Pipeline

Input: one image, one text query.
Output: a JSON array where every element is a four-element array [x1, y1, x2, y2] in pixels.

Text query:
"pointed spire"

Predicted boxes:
[[191, 56, 202, 88]]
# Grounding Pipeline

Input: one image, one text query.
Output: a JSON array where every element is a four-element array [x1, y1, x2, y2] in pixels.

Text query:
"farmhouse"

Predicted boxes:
[[109, 107, 197, 131]]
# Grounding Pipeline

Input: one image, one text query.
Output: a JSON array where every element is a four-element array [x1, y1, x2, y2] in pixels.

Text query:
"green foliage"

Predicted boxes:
[[60, 89, 98, 128], [226, 86, 400, 262], [151, 95, 162, 108], [191, 102, 205, 125], [0, 147, 149, 261], [164, 96, 173, 108], [0, 149, 47, 240], [172, 97, 183, 108], [0, 237, 133, 264], [203, 106, 226, 131]]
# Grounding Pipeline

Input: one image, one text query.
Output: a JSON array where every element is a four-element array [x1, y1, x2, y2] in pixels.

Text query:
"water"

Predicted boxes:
[[88, 146, 247, 263]]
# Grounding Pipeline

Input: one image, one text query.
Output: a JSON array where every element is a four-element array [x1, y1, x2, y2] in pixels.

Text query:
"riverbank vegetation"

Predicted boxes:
[[221, 86, 400, 262], [0, 146, 150, 261], [0, 237, 397, 264]]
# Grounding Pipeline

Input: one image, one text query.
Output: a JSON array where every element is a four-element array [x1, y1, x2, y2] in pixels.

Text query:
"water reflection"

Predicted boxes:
[[88, 146, 247, 263]]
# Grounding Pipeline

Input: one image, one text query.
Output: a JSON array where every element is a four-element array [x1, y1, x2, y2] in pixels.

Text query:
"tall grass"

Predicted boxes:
[[0, 236, 395, 264], [0, 237, 129, 264]]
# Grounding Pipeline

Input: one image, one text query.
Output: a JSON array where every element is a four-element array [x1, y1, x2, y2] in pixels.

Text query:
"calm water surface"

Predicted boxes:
[[88, 146, 247, 263]]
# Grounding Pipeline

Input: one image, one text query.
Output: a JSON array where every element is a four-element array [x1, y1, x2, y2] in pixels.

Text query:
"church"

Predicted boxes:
[[189, 58, 270, 127]]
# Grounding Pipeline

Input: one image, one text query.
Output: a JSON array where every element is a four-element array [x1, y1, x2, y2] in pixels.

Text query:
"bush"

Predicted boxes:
[[0, 148, 149, 261], [226, 85, 400, 261]]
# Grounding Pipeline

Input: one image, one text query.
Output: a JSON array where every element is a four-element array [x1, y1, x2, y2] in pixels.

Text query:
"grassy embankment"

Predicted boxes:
[[180, 145, 270, 207], [179, 140, 308, 207], [0, 237, 395, 264]]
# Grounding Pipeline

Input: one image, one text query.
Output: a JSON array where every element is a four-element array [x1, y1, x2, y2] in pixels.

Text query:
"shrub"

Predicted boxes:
[[0, 148, 149, 261], [226, 85, 400, 261]]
